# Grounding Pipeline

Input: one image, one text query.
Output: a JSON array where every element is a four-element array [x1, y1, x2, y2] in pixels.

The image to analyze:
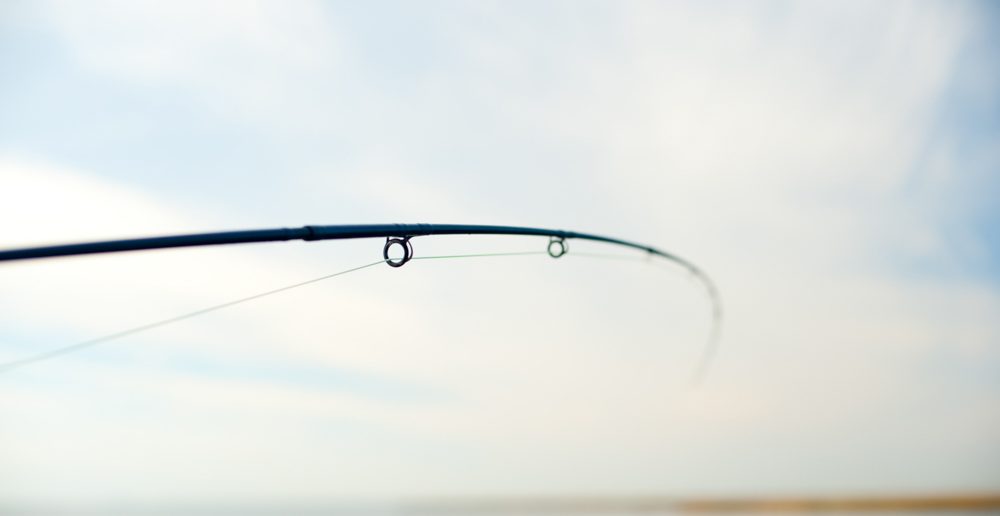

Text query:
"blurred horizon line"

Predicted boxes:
[[8, 492, 1000, 514], [410, 492, 1000, 512]]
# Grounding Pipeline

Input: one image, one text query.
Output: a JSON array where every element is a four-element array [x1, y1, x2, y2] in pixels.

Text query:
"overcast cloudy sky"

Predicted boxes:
[[1, 0, 998, 509]]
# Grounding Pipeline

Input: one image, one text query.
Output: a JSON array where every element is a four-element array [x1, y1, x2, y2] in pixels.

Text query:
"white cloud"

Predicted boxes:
[[38, 0, 344, 126]]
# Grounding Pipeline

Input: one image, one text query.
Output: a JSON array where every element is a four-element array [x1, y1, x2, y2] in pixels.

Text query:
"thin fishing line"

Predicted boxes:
[[1, 248, 720, 384], [0, 250, 547, 373], [566, 251, 649, 261], [412, 250, 545, 260], [0, 260, 385, 373]]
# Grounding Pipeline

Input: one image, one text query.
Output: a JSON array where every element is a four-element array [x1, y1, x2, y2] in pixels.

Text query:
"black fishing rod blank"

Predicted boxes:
[[0, 223, 722, 381], [0, 223, 695, 273]]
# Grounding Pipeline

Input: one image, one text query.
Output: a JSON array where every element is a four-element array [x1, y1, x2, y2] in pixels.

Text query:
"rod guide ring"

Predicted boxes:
[[547, 236, 567, 258], [383, 237, 413, 267]]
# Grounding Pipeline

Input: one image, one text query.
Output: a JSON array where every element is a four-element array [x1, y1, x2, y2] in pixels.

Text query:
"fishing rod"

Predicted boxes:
[[1, 223, 694, 267], [0, 223, 722, 380]]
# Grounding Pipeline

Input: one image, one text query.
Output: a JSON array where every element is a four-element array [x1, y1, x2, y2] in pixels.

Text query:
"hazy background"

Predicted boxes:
[[1, 0, 998, 510]]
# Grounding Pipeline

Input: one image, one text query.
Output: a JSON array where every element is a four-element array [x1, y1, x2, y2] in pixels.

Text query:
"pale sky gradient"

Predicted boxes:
[[0, 0, 998, 508]]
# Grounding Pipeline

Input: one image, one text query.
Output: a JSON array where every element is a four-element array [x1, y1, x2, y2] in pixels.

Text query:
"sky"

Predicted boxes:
[[0, 0, 999, 509]]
